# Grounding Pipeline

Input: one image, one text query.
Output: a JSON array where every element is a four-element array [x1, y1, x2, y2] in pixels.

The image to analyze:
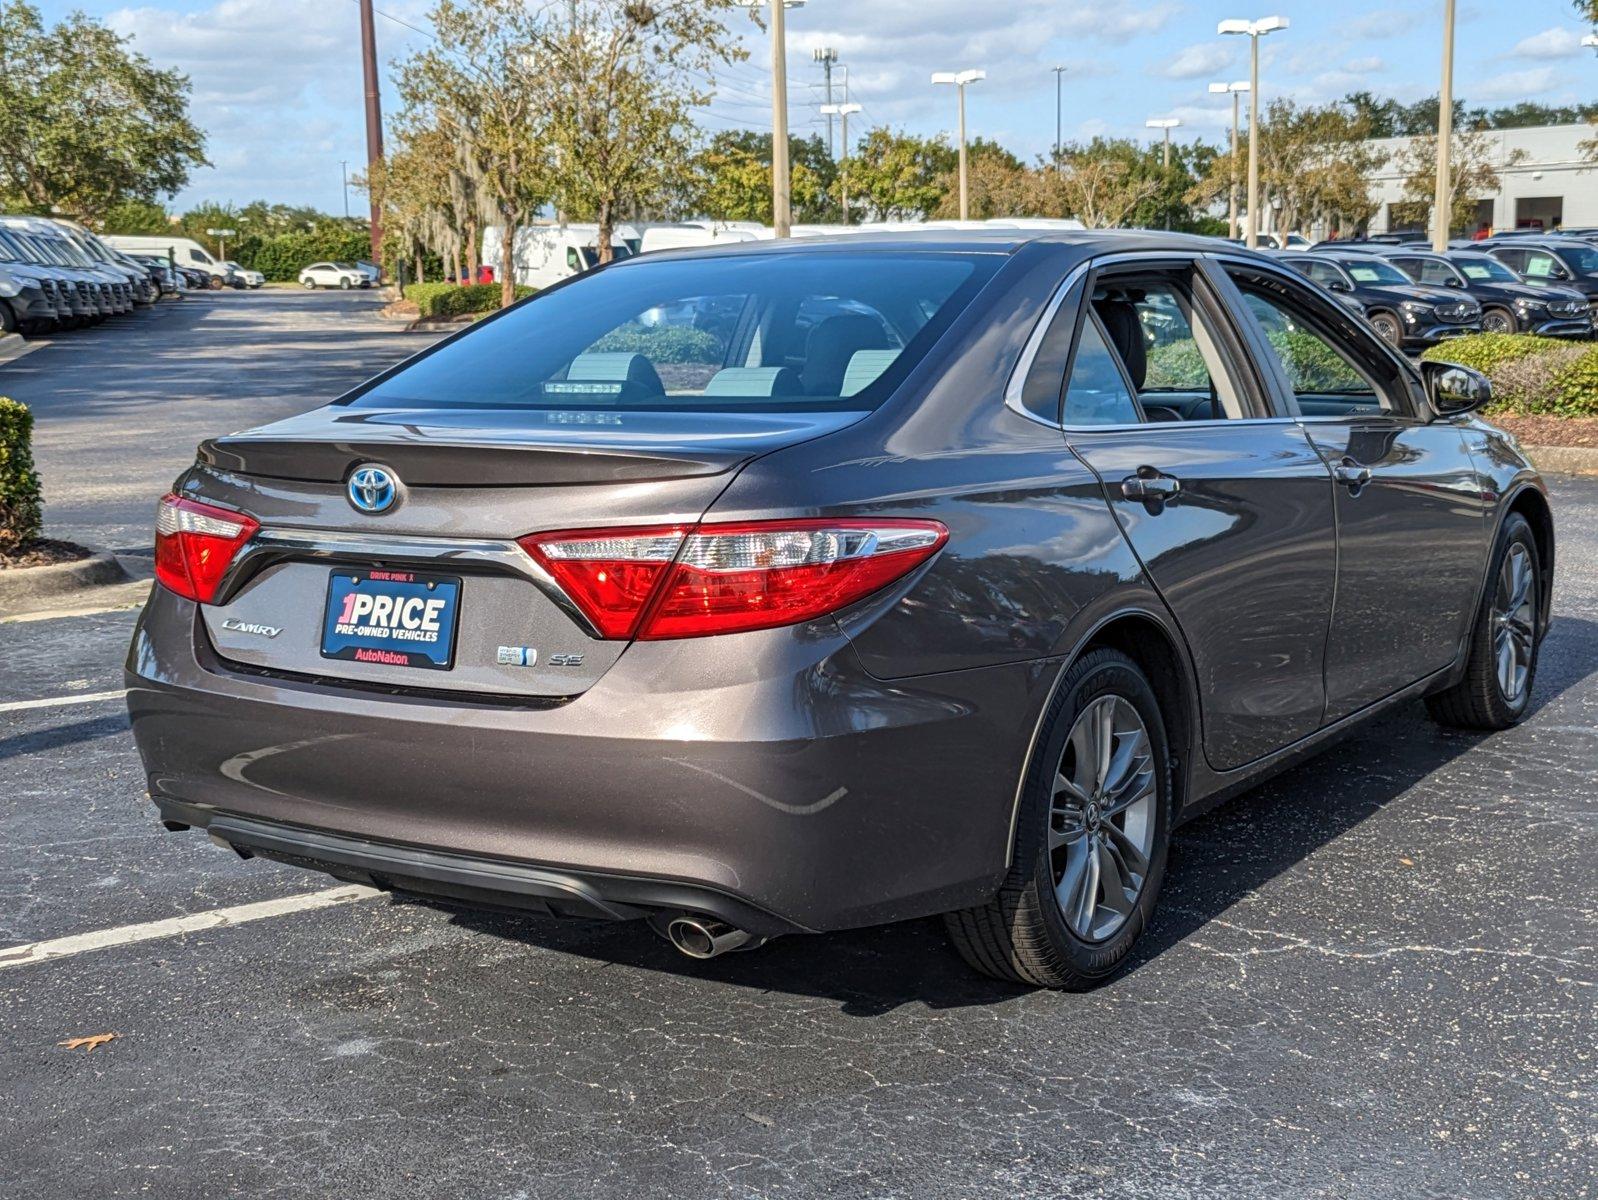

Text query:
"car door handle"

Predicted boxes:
[[1121, 468, 1181, 509], [1332, 458, 1372, 492]]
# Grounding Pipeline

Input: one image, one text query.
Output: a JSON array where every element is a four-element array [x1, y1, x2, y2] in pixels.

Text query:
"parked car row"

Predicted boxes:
[[101, 234, 260, 290], [0, 216, 174, 336], [1263, 232, 1598, 350]]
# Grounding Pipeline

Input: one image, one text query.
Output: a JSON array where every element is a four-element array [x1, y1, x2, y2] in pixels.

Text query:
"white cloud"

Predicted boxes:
[[1471, 66, 1560, 101], [1156, 42, 1237, 81], [1509, 27, 1585, 59], [105, 0, 432, 209]]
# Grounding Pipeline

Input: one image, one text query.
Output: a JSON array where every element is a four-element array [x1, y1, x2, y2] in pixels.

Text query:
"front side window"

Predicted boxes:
[[1302, 261, 1346, 291], [354, 251, 996, 413], [1232, 281, 1399, 418], [1414, 259, 1464, 288]]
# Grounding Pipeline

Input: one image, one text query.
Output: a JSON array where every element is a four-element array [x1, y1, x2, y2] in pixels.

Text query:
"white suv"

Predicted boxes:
[[298, 262, 367, 290]]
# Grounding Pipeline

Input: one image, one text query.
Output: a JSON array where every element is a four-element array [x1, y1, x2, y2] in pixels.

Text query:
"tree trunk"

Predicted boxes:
[[597, 200, 613, 266], [466, 220, 479, 284], [414, 249, 424, 285], [500, 217, 517, 309]]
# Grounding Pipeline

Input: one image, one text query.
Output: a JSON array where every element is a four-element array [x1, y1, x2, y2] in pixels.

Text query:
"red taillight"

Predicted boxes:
[[521, 518, 947, 640], [153, 493, 259, 603]]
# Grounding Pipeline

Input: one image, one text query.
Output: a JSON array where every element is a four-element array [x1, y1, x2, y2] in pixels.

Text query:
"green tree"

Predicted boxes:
[[395, 0, 558, 307], [0, 1, 207, 219], [1397, 126, 1527, 236], [848, 129, 955, 221], [687, 131, 835, 223], [100, 199, 173, 235], [534, 0, 743, 262]]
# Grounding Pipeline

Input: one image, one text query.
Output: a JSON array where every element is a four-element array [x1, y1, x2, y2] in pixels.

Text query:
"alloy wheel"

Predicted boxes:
[[1370, 312, 1401, 345], [1048, 695, 1158, 943], [1482, 308, 1515, 335], [1493, 543, 1536, 703]]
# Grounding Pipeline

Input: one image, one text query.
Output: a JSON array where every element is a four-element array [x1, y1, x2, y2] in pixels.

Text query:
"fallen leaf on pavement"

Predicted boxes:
[[58, 1033, 119, 1052]]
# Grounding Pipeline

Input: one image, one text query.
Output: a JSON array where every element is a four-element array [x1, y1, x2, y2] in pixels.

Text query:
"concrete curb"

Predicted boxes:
[[0, 551, 129, 614], [1523, 443, 1598, 477]]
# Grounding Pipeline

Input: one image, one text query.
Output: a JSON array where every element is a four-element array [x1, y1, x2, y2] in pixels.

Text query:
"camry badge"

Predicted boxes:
[[222, 619, 282, 639], [348, 465, 398, 514]]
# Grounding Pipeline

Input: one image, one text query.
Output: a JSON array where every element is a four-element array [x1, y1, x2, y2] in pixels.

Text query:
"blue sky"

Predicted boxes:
[[38, 0, 1598, 213]]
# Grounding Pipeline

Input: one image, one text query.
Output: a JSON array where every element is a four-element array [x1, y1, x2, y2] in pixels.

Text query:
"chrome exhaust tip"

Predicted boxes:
[[654, 914, 764, 959]]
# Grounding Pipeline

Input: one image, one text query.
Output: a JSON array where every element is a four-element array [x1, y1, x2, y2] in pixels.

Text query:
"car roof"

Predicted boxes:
[[631, 227, 1253, 267]]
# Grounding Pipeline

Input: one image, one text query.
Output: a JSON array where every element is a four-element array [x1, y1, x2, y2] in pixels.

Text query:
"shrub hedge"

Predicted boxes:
[[589, 323, 722, 364], [1423, 333, 1598, 417], [0, 397, 42, 555], [403, 282, 533, 319]]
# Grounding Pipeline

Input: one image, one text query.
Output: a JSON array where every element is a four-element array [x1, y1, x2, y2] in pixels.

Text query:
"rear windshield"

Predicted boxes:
[[351, 251, 997, 413]]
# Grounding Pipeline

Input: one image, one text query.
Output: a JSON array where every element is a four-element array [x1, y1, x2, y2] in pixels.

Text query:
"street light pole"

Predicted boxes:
[[1209, 81, 1249, 240], [341, 160, 350, 220], [1219, 16, 1288, 249], [1433, 0, 1456, 252], [1053, 66, 1066, 169], [1145, 118, 1181, 229], [821, 102, 862, 221], [932, 69, 985, 221]]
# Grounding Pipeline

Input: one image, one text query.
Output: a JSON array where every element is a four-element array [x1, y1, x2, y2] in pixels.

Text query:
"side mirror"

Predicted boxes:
[[1327, 279, 1351, 292], [1422, 359, 1491, 418]]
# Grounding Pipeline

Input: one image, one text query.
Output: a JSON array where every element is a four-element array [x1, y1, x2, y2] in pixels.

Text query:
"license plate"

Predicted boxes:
[[321, 568, 460, 670]]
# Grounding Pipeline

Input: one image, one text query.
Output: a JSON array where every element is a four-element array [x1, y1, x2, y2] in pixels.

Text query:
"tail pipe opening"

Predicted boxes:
[[651, 913, 767, 959]]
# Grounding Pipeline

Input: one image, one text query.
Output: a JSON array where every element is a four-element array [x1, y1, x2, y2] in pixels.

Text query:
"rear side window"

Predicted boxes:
[[354, 252, 997, 413], [1063, 315, 1140, 426]]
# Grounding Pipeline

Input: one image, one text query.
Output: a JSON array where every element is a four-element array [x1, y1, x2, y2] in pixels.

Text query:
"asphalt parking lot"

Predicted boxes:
[[2, 291, 1594, 1199]]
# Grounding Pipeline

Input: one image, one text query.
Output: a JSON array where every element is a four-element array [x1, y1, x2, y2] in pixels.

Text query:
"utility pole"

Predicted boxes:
[[1053, 66, 1066, 169], [740, 0, 804, 237], [1433, 0, 1456, 252], [932, 69, 985, 221], [814, 47, 839, 156], [1219, 16, 1288, 249], [1209, 81, 1249, 240], [821, 102, 861, 220], [358, 0, 384, 263], [341, 161, 350, 220]]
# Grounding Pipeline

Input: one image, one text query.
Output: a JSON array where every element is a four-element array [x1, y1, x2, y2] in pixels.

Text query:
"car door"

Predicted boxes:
[[1219, 258, 1492, 720], [1060, 256, 1338, 771]]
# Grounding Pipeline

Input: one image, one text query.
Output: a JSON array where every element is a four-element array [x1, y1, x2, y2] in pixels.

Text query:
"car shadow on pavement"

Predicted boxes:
[[442, 616, 1597, 1016]]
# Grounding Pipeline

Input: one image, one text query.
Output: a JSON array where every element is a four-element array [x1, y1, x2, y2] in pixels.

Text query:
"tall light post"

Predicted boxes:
[[1052, 66, 1067, 169], [1208, 80, 1249, 240], [1146, 118, 1181, 230], [1219, 15, 1288, 249], [932, 69, 985, 220], [1433, 0, 1456, 251], [739, 0, 805, 237], [341, 160, 350, 220], [814, 47, 839, 156], [821, 102, 862, 221]]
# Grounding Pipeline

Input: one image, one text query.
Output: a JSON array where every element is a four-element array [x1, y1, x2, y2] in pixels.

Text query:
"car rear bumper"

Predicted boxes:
[[127, 587, 1044, 933]]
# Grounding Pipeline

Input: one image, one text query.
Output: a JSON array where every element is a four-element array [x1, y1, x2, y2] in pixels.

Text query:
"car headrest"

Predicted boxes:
[[1094, 300, 1146, 391], [566, 352, 665, 395], [840, 350, 900, 396], [802, 315, 890, 395], [702, 366, 804, 397]]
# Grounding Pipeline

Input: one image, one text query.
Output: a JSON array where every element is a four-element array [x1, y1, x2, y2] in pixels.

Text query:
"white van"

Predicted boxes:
[[102, 234, 233, 287], [637, 223, 768, 255], [480, 224, 634, 290]]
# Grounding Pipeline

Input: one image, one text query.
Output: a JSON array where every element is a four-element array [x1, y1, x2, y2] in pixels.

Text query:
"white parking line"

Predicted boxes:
[[0, 886, 383, 970], [0, 689, 128, 714]]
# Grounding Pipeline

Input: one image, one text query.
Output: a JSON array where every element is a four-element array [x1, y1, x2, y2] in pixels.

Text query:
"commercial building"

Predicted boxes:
[[1365, 123, 1598, 236]]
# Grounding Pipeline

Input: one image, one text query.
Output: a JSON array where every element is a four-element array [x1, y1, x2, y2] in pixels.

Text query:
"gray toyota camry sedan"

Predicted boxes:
[[127, 230, 1553, 989]]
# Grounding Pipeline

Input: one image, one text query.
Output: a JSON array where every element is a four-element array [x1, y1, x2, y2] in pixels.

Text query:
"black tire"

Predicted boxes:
[[945, 648, 1172, 990], [1368, 309, 1403, 347], [302, 278, 317, 290], [1481, 306, 1516, 335], [1426, 513, 1541, 730], [339, 278, 352, 290], [0, 300, 16, 334], [207, 275, 224, 291]]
